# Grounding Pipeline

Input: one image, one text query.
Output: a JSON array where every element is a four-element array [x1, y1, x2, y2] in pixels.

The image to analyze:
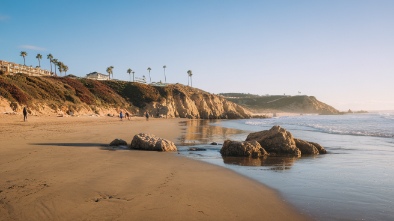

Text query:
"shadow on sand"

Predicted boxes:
[[30, 143, 129, 151]]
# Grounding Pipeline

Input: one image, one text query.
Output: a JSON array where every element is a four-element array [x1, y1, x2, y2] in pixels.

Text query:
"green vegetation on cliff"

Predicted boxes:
[[220, 93, 339, 114]]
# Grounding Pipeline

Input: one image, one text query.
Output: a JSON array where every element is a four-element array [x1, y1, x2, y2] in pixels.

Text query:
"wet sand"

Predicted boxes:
[[0, 114, 309, 221]]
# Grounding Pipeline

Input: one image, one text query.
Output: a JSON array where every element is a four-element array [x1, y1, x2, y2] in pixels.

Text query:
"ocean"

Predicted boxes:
[[177, 112, 394, 221]]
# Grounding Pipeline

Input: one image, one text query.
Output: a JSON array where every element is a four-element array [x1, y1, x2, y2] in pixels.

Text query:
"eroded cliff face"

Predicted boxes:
[[0, 74, 251, 119], [141, 84, 251, 119]]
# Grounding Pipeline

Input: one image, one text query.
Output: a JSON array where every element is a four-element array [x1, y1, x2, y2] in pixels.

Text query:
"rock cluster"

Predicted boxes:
[[130, 133, 177, 152], [221, 125, 326, 158]]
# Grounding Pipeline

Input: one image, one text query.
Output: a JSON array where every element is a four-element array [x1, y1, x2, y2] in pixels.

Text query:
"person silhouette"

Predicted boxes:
[[23, 106, 28, 122]]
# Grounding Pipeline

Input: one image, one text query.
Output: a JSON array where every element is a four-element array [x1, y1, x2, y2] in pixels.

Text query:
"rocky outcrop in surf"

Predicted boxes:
[[221, 126, 327, 157]]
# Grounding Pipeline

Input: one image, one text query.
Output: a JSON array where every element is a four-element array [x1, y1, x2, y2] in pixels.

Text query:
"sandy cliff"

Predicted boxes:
[[141, 84, 251, 119], [0, 74, 251, 119]]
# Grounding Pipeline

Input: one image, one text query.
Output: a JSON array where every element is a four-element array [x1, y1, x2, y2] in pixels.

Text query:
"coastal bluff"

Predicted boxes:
[[220, 93, 339, 115], [0, 74, 251, 119]]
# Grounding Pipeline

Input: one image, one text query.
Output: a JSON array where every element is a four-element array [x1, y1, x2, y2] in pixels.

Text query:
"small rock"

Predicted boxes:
[[109, 138, 127, 146], [189, 147, 207, 151]]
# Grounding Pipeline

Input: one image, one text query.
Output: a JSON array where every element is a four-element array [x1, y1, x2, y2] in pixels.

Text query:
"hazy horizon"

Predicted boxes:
[[1, 0, 393, 111]]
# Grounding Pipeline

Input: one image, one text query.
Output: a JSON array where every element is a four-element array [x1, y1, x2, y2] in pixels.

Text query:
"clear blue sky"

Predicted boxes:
[[1, 0, 393, 111]]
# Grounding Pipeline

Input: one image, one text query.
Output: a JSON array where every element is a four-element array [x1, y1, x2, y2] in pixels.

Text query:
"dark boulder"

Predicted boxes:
[[220, 140, 268, 158], [109, 138, 128, 146]]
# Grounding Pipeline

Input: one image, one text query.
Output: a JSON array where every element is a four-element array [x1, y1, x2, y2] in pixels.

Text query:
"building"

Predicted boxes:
[[86, 72, 109, 80], [0, 60, 52, 76]]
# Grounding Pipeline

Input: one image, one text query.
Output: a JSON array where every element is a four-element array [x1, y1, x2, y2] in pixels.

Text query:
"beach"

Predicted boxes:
[[178, 113, 394, 221], [0, 114, 308, 221]]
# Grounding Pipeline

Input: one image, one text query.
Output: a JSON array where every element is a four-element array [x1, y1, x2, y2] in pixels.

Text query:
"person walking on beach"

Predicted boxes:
[[120, 111, 123, 121], [125, 112, 130, 120], [145, 111, 149, 121], [23, 106, 28, 122]]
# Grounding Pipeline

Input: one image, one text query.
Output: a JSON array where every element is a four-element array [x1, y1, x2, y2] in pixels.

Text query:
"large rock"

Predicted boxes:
[[245, 126, 327, 156], [130, 133, 177, 152], [220, 140, 268, 158], [246, 126, 301, 157]]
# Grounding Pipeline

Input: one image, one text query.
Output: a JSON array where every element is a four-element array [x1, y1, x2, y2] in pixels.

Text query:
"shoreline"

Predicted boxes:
[[0, 115, 310, 220]]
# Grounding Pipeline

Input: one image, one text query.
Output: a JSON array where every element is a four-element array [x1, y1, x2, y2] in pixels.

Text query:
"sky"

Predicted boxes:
[[1, 0, 393, 111]]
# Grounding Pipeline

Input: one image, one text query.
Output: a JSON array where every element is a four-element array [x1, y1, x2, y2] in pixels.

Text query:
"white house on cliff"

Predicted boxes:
[[86, 72, 109, 80]]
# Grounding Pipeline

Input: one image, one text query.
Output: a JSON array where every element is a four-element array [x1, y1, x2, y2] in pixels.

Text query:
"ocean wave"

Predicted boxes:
[[243, 115, 394, 139], [296, 123, 394, 138], [379, 113, 394, 121]]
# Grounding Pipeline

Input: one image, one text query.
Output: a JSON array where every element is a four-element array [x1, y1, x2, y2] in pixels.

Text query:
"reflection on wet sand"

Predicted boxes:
[[178, 119, 311, 170], [222, 156, 298, 170], [178, 120, 245, 145]]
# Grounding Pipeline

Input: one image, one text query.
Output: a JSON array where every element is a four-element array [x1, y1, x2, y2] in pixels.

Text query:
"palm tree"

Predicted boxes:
[[110, 66, 114, 79], [52, 59, 58, 76], [187, 70, 193, 87], [163, 65, 167, 83], [187, 70, 190, 86], [106, 66, 114, 79], [20, 51, 27, 66], [63, 65, 69, 75], [132, 71, 135, 82], [36, 54, 42, 67], [57, 61, 64, 76], [147, 67, 151, 83], [106, 67, 111, 80], [127, 68, 132, 82], [47, 54, 53, 73]]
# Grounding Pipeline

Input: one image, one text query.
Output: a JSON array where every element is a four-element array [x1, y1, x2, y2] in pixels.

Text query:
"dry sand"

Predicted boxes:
[[0, 114, 309, 221]]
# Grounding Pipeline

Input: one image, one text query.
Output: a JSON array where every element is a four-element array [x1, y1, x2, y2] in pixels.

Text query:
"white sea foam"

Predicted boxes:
[[243, 113, 394, 138]]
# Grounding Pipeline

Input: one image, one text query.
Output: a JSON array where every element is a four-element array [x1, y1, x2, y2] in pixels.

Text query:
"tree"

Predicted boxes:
[[57, 61, 68, 76], [163, 65, 167, 83], [106, 66, 114, 79], [127, 68, 132, 82], [63, 65, 69, 75], [36, 54, 42, 67], [57, 61, 64, 76], [52, 59, 58, 76], [187, 70, 193, 87], [147, 67, 151, 83], [20, 51, 27, 66], [47, 54, 53, 73]]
